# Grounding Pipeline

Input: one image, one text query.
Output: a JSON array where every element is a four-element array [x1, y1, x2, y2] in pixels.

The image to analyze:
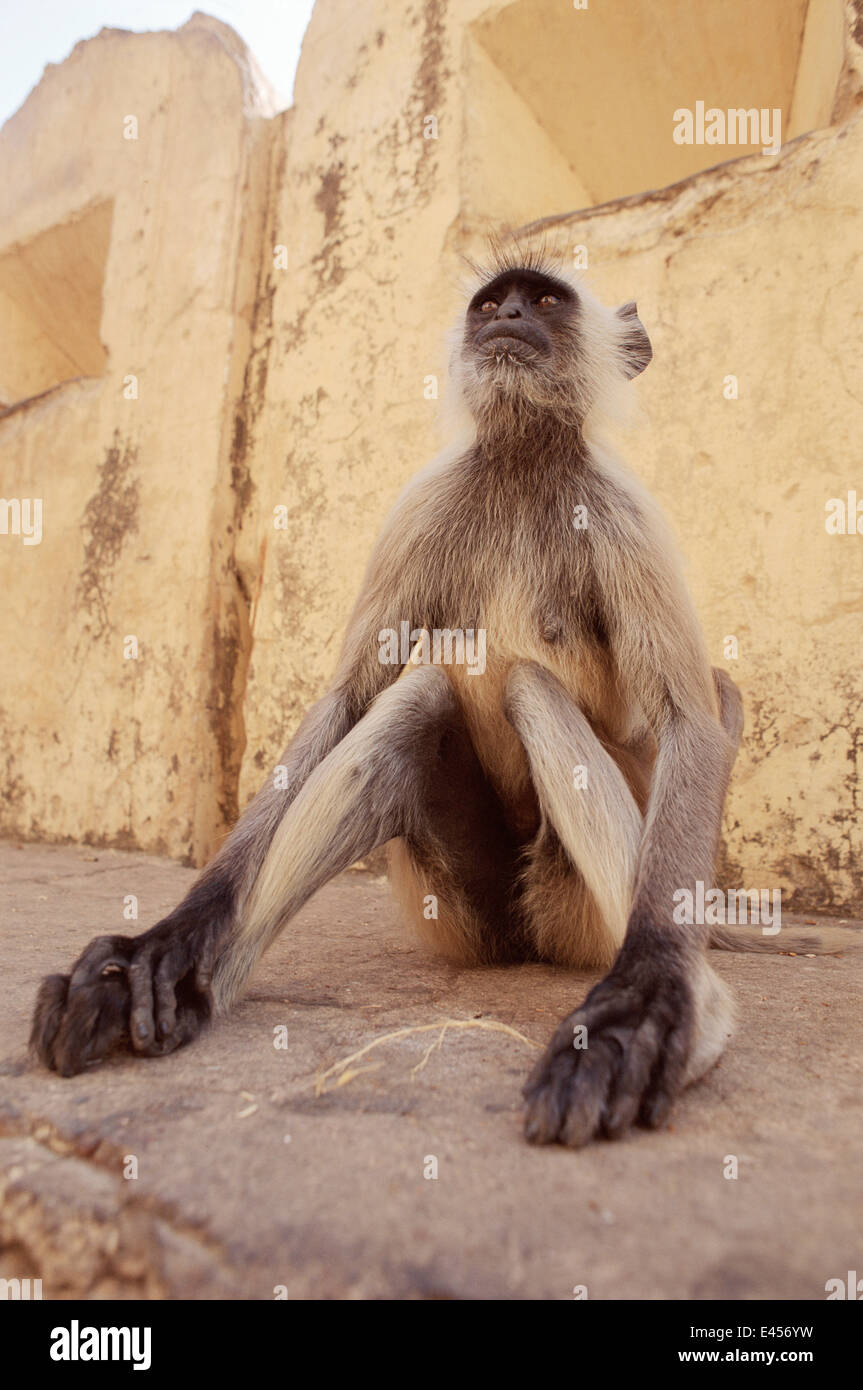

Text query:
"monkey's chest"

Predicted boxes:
[[435, 534, 606, 647], [430, 542, 611, 685], [488, 556, 609, 663]]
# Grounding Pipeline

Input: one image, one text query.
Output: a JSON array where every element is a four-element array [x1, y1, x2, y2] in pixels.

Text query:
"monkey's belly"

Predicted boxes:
[[440, 614, 644, 838], [445, 664, 540, 839]]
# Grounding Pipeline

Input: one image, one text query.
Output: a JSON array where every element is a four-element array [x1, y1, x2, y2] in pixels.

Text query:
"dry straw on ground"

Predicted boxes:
[[314, 1017, 541, 1095]]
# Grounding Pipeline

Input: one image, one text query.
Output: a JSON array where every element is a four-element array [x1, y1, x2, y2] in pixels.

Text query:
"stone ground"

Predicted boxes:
[[0, 839, 861, 1301]]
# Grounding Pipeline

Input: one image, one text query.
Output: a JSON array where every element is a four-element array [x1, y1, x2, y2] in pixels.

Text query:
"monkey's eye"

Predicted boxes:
[[479, 299, 498, 312], [537, 294, 560, 307]]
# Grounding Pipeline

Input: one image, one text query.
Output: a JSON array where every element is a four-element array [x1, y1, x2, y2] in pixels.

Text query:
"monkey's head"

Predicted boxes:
[[455, 249, 652, 439]]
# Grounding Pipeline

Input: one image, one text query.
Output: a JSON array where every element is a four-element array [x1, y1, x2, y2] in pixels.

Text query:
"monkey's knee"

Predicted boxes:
[[383, 661, 458, 733], [244, 664, 459, 918], [712, 666, 744, 748], [348, 664, 459, 792], [503, 660, 568, 731]]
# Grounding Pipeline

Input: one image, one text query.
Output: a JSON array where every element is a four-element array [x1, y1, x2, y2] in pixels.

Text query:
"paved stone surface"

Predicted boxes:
[[1, 840, 861, 1300]]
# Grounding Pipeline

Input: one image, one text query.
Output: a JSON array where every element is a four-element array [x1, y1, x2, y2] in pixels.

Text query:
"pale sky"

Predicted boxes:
[[0, 0, 317, 130]]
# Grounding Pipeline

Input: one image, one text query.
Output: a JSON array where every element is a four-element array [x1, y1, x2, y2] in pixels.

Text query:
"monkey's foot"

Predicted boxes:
[[523, 959, 696, 1148], [30, 924, 217, 1076]]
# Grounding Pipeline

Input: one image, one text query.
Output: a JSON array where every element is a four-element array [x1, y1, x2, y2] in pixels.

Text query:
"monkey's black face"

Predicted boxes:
[[464, 269, 576, 371]]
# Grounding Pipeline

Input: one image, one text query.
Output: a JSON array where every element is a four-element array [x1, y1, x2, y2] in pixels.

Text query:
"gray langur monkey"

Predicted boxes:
[[31, 246, 747, 1148]]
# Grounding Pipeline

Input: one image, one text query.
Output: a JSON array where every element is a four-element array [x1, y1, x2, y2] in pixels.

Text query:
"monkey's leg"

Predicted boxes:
[[387, 711, 527, 966], [31, 666, 461, 1075], [31, 683, 360, 1075], [215, 664, 526, 1002], [505, 661, 743, 1148], [514, 701, 645, 972]]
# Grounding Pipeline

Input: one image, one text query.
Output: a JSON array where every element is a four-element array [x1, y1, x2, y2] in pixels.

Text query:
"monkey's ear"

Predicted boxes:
[[616, 301, 653, 379]]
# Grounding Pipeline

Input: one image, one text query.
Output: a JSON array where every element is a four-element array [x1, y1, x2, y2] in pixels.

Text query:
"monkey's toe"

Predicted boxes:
[[29, 928, 213, 1075], [523, 970, 693, 1148], [30, 964, 131, 1076]]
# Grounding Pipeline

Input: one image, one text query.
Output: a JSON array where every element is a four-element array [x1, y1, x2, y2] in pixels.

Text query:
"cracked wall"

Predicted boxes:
[[0, 15, 279, 863]]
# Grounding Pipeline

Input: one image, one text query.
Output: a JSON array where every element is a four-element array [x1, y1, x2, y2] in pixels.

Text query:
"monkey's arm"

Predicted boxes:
[[523, 530, 743, 1145], [611, 554, 741, 954], [30, 524, 421, 1076]]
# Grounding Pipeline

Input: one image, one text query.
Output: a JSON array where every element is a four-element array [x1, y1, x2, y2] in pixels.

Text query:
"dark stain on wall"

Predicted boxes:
[[315, 162, 346, 241], [410, 0, 449, 193], [202, 120, 286, 849], [78, 432, 140, 639]]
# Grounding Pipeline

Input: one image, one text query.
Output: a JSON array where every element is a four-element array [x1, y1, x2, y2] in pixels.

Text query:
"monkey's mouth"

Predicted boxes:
[[479, 335, 543, 367], [476, 324, 546, 360]]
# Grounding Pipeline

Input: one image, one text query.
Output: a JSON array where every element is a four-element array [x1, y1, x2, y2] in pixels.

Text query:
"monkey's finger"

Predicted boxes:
[[559, 1040, 618, 1148], [154, 954, 178, 1040], [193, 928, 218, 992], [524, 1046, 584, 1142], [174, 995, 213, 1048], [524, 1001, 628, 1143], [638, 1017, 690, 1130], [640, 1087, 675, 1131], [50, 978, 129, 1076], [128, 953, 157, 1050], [601, 1015, 664, 1139], [29, 973, 71, 1067]]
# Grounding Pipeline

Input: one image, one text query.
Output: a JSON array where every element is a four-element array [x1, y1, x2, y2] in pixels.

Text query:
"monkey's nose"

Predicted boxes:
[[497, 305, 522, 319]]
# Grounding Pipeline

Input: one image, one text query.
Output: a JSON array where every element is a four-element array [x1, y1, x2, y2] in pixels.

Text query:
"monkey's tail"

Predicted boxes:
[[709, 927, 821, 955]]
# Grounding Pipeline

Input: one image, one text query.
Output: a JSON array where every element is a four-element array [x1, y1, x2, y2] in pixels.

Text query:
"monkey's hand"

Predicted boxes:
[[523, 948, 695, 1147], [30, 921, 219, 1077]]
